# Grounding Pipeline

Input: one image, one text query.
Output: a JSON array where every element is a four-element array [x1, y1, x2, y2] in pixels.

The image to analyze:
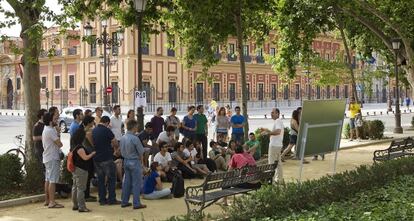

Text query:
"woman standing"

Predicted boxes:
[[165, 107, 181, 141], [71, 125, 96, 212], [281, 110, 300, 161], [124, 109, 135, 127], [81, 116, 96, 201], [142, 162, 172, 200], [181, 106, 197, 142], [216, 107, 230, 141]]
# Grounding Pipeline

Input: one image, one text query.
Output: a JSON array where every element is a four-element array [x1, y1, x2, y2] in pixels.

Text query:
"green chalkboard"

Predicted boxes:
[[295, 99, 346, 157]]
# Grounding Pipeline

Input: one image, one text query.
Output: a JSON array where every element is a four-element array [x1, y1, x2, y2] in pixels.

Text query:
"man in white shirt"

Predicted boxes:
[[156, 125, 176, 149], [42, 112, 64, 208], [110, 105, 123, 186], [261, 108, 284, 183], [153, 142, 173, 180]]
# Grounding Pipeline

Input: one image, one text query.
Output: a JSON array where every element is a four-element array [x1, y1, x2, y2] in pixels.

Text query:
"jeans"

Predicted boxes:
[[195, 133, 208, 159], [143, 188, 171, 200], [121, 159, 143, 207], [95, 160, 117, 204], [268, 145, 283, 183], [72, 167, 88, 209], [231, 133, 245, 144]]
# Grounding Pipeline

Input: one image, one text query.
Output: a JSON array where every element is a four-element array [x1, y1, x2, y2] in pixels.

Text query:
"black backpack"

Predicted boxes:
[[171, 170, 185, 198]]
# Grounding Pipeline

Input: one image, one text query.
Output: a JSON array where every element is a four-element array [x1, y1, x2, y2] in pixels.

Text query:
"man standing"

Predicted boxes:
[[92, 116, 120, 205], [348, 97, 361, 141], [194, 105, 208, 159], [33, 109, 47, 165], [261, 108, 284, 183], [42, 112, 64, 208], [70, 109, 84, 137], [230, 106, 245, 144], [120, 119, 147, 209], [94, 107, 103, 125], [110, 105, 123, 184], [150, 107, 165, 143]]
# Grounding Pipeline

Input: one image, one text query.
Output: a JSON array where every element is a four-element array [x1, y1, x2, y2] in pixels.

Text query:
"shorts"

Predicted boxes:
[[349, 118, 356, 129], [289, 134, 297, 145], [44, 160, 61, 183]]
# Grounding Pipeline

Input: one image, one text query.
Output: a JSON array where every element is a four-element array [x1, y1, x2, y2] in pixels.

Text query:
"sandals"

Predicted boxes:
[[48, 203, 64, 209]]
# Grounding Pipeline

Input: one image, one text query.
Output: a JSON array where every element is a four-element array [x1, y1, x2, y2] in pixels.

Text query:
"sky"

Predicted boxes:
[[0, 0, 63, 37]]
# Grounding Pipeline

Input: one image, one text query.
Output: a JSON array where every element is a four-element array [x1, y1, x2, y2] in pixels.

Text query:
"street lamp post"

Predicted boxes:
[[134, 0, 147, 132], [84, 20, 124, 111], [302, 70, 311, 100], [392, 38, 403, 134]]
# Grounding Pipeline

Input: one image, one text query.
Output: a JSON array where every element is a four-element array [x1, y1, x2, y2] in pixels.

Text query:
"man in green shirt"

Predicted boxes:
[[194, 105, 208, 159], [244, 133, 261, 160]]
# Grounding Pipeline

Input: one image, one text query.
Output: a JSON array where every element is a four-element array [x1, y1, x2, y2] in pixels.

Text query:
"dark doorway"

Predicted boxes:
[[7, 79, 13, 109]]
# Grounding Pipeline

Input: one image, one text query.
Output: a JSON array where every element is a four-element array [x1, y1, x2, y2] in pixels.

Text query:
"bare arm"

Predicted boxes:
[[77, 148, 96, 161], [33, 136, 42, 141], [53, 139, 63, 148]]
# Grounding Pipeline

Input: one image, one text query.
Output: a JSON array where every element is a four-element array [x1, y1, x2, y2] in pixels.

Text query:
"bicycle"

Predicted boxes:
[[6, 134, 26, 168]]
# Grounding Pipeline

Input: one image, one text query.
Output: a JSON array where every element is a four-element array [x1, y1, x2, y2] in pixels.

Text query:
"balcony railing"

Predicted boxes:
[[39, 51, 48, 58], [68, 47, 77, 55], [256, 56, 265, 64], [167, 49, 175, 57], [214, 53, 222, 60], [54, 49, 62, 57], [244, 55, 252, 62], [227, 54, 237, 61], [142, 45, 149, 55]]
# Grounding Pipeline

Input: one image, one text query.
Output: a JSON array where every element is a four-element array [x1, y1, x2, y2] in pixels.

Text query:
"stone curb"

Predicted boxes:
[[0, 194, 44, 209], [339, 138, 395, 151]]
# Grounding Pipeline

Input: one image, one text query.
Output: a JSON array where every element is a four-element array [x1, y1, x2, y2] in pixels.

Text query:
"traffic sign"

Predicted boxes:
[[106, 86, 112, 93]]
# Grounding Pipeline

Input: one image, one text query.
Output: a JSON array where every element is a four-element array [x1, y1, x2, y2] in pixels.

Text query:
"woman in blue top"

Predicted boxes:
[[143, 162, 172, 200], [181, 105, 197, 142]]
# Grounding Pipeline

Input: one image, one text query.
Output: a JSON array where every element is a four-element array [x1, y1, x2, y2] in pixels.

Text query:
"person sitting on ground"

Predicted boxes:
[[183, 141, 210, 176], [194, 140, 217, 172], [225, 140, 237, 163], [71, 125, 96, 212], [142, 162, 172, 200], [244, 133, 261, 161], [171, 142, 197, 179], [153, 142, 174, 181], [156, 125, 177, 150], [208, 141, 227, 171]]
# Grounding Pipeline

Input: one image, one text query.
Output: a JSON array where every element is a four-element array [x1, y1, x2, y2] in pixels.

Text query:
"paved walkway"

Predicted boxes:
[[0, 139, 404, 221]]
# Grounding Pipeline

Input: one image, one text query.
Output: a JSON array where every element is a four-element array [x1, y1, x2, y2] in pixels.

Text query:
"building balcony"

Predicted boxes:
[[68, 47, 77, 55], [142, 45, 149, 55], [244, 55, 252, 63], [214, 53, 222, 60], [167, 49, 175, 57], [256, 56, 265, 64], [54, 49, 62, 57], [227, 54, 237, 62]]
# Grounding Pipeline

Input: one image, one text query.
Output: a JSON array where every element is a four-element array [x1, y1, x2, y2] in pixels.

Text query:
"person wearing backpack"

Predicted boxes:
[[70, 125, 96, 212], [142, 162, 172, 200]]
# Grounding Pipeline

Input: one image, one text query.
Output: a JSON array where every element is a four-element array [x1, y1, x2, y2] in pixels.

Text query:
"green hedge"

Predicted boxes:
[[0, 154, 24, 195], [343, 119, 384, 140], [260, 175, 414, 221], [224, 157, 414, 221]]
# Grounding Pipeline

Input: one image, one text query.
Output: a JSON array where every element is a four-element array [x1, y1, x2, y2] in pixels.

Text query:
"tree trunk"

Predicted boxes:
[[21, 25, 41, 162], [337, 21, 359, 103], [234, 2, 249, 140]]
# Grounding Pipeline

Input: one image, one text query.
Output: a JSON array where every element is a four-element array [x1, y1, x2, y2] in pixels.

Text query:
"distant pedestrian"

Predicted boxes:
[[406, 97, 411, 109], [348, 97, 361, 141], [33, 109, 47, 165], [230, 106, 245, 144], [70, 108, 84, 137], [260, 108, 284, 183], [94, 107, 103, 125], [216, 107, 230, 142], [84, 109, 93, 117]]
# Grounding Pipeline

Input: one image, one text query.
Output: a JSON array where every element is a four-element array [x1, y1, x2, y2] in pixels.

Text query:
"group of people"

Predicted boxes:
[[32, 103, 291, 213]]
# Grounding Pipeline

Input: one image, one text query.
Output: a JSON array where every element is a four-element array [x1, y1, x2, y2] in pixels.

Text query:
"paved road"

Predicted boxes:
[[0, 111, 412, 155]]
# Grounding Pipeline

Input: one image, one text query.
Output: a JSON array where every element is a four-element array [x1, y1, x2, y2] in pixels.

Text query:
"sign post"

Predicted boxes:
[[134, 91, 147, 109]]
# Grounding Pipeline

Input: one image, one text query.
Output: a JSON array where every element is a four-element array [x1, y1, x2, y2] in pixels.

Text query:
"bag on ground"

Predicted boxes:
[[171, 170, 185, 198]]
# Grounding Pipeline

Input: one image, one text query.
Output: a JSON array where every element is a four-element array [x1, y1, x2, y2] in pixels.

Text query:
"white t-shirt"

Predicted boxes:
[[42, 126, 60, 163], [269, 118, 284, 147], [111, 115, 123, 140], [156, 131, 173, 144], [153, 151, 172, 167], [183, 148, 197, 164]]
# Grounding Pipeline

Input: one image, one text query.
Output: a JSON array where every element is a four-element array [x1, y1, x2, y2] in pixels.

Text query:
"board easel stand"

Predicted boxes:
[[298, 120, 343, 182]]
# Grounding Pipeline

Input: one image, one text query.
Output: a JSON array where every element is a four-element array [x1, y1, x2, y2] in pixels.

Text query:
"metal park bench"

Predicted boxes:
[[373, 137, 414, 163], [184, 163, 277, 216]]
